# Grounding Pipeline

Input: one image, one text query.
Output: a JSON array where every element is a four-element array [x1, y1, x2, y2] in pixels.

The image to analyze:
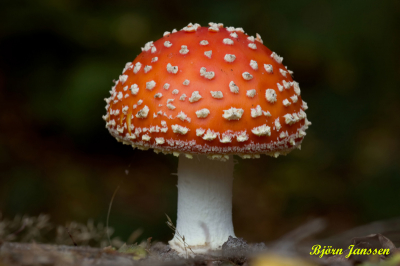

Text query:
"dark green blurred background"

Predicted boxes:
[[1, 0, 399, 245]]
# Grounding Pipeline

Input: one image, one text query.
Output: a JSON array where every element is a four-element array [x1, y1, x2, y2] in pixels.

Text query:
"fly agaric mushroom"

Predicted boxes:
[[103, 22, 311, 255]]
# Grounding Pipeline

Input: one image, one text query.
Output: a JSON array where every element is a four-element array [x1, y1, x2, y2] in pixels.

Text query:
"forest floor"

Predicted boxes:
[[1, 234, 400, 266], [1, 214, 400, 266]]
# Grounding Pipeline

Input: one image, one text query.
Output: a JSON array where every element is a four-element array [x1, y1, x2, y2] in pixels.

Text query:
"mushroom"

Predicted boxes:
[[103, 22, 311, 256]]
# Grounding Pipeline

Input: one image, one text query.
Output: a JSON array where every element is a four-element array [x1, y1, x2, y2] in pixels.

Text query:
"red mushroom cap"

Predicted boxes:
[[103, 23, 311, 160]]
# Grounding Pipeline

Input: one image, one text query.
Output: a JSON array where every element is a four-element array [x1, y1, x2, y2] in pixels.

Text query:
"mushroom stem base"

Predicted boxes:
[[169, 154, 235, 256]]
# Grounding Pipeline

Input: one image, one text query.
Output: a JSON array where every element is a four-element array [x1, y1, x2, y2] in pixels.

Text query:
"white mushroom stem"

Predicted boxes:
[[169, 154, 235, 256]]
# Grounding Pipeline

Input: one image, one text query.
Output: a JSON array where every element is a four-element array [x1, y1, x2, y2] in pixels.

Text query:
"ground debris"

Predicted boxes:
[[222, 236, 250, 264], [1, 234, 400, 266], [0, 242, 134, 266], [118, 243, 147, 260]]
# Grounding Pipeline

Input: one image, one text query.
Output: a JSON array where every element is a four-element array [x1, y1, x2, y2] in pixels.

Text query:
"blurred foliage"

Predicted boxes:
[[0, 213, 123, 247], [0, 0, 399, 246], [252, 254, 316, 266]]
